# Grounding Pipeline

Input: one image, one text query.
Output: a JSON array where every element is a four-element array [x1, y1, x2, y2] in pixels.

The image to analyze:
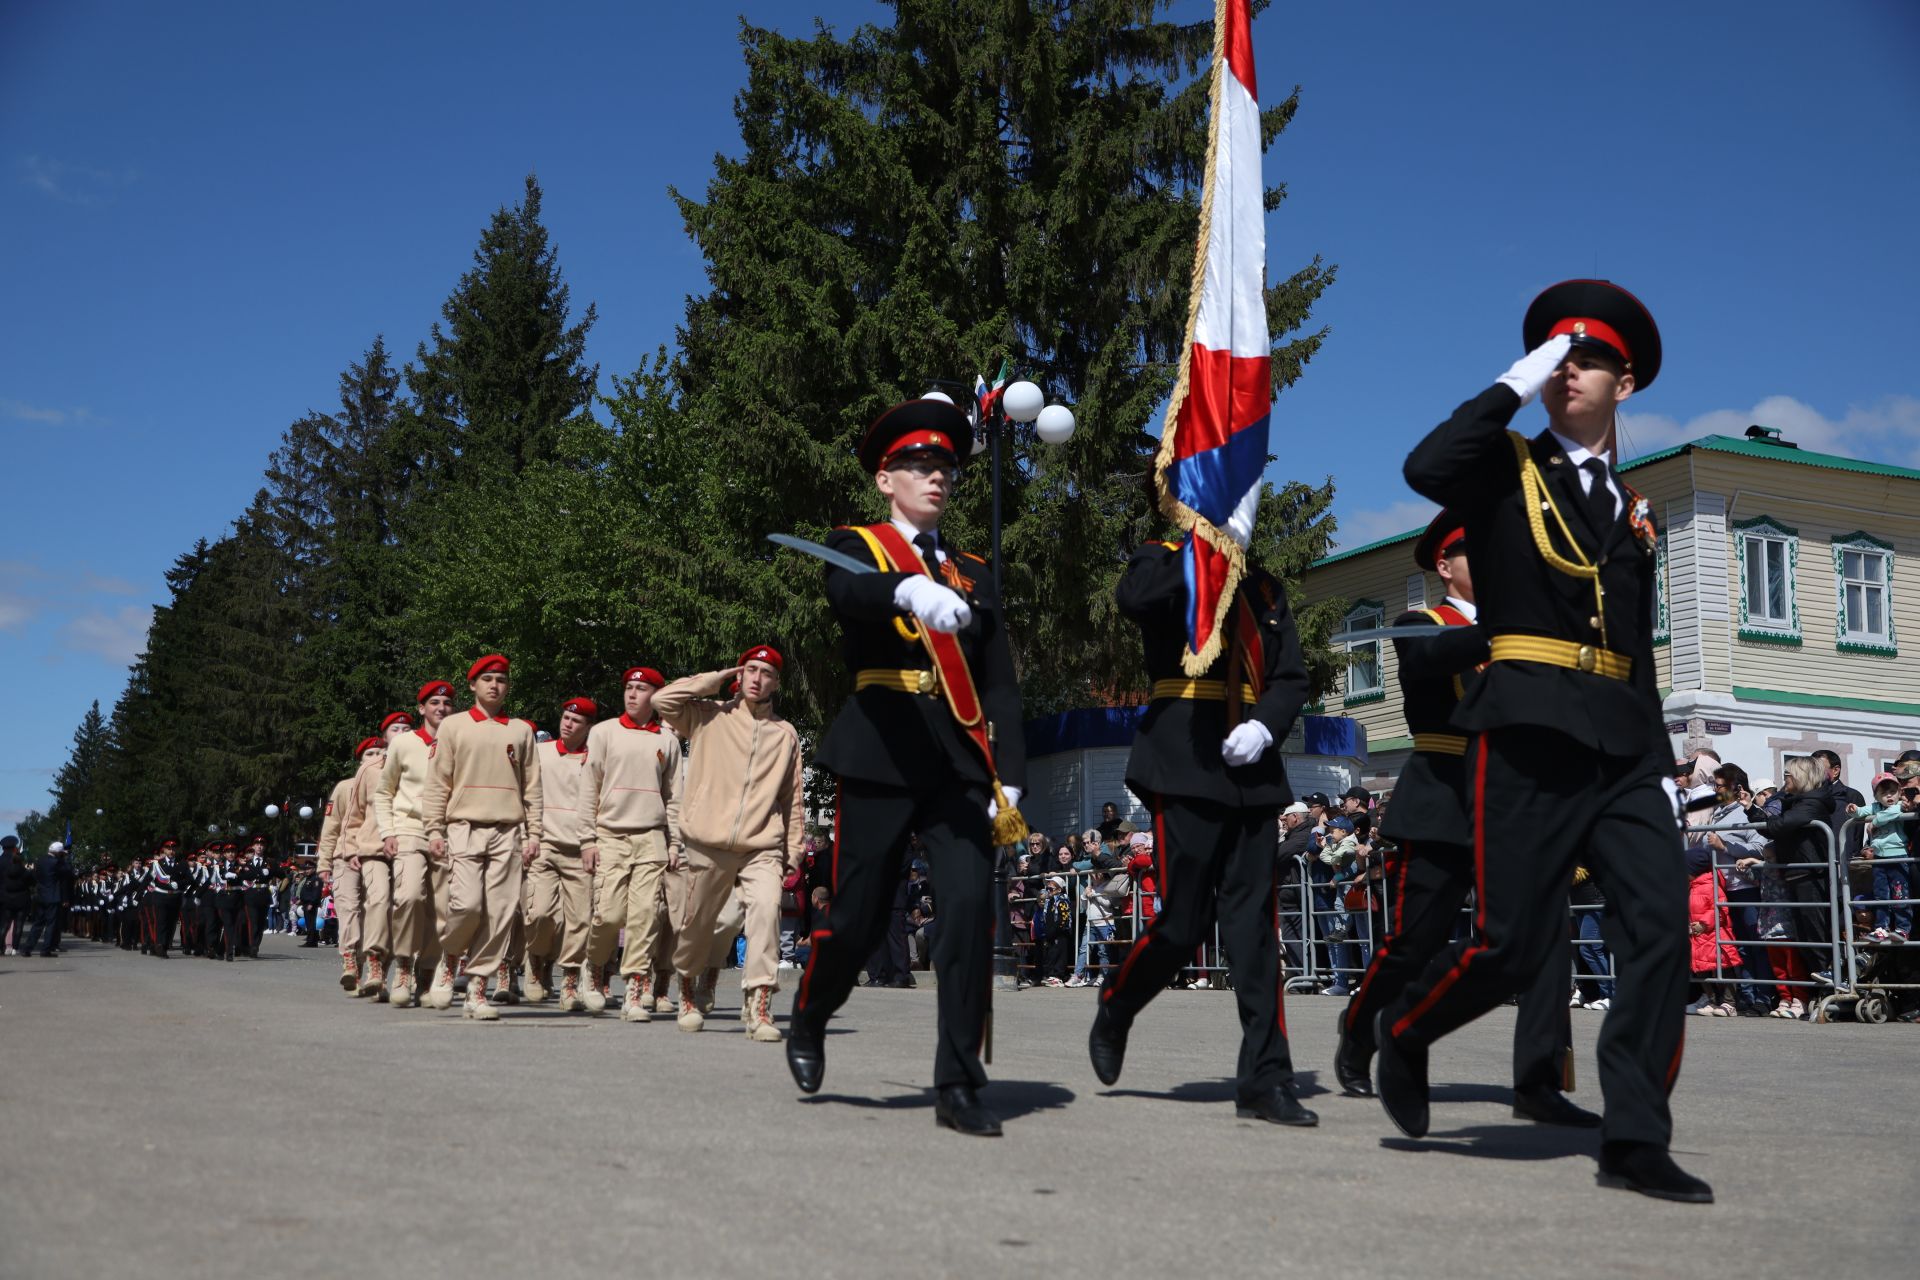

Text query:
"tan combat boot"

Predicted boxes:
[[493, 969, 519, 1006], [622, 974, 652, 1022], [423, 957, 457, 1010], [676, 974, 706, 1032], [340, 953, 360, 993], [392, 958, 416, 1008], [369, 952, 390, 1002], [356, 954, 383, 998], [581, 964, 608, 1013], [558, 968, 584, 1012], [652, 969, 675, 1014], [524, 957, 550, 1003], [696, 967, 719, 1015], [464, 983, 500, 1022], [743, 986, 784, 1042]]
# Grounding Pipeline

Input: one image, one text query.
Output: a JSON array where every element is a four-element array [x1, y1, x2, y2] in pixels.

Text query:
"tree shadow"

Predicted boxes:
[[802, 1079, 1075, 1121]]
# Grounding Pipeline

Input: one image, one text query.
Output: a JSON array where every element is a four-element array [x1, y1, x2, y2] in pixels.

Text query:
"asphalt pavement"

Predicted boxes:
[[2, 936, 1912, 1279]]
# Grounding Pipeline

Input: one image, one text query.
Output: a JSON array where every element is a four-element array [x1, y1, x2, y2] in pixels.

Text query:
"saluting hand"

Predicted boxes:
[[1496, 332, 1574, 406]]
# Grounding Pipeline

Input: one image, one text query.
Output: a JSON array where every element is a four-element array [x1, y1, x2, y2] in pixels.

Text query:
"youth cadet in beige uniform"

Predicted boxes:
[[422, 653, 544, 1022], [375, 679, 455, 1009], [325, 735, 388, 997], [526, 696, 598, 1011], [581, 666, 681, 1021], [349, 712, 413, 1000], [315, 752, 369, 994], [654, 644, 806, 1039]]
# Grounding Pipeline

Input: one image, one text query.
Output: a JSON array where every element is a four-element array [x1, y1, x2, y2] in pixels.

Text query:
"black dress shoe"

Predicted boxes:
[[1236, 1084, 1319, 1126], [891, 974, 916, 989], [934, 1085, 1003, 1137], [1333, 1009, 1374, 1097], [1597, 1141, 1714, 1204], [1512, 1086, 1601, 1127], [1372, 1011, 1428, 1138], [1088, 1005, 1129, 1086], [786, 1018, 825, 1094]]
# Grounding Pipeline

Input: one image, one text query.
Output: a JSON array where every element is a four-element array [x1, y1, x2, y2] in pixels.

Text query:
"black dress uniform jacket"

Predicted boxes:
[[814, 526, 1027, 795], [1119, 543, 1310, 808], [1403, 384, 1665, 767], [1377, 611, 1488, 849]]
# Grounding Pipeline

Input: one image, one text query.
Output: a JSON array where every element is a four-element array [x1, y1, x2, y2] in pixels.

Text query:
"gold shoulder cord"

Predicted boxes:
[[1506, 431, 1608, 647], [847, 526, 924, 644]]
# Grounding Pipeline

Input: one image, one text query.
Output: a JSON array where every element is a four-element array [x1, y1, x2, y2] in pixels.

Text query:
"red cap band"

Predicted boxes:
[[623, 666, 665, 689], [416, 680, 454, 704], [738, 645, 783, 671], [1547, 316, 1633, 365], [379, 712, 414, 734], [1432, 527, 1467, 568], [354, 736, 383, 758], [560, 696, 599, 719], [467, 653, 510, 681], [880, 430, 956, 468]]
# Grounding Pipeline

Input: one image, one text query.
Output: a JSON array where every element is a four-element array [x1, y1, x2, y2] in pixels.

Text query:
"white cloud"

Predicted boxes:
[[19, 155, 137, 206], [61, 605, 151, 667], [1, 399, 101, 427], [1620, 394, 1920, 469], [1, 809, 36, 828], [1330, 497, 1436, 552]]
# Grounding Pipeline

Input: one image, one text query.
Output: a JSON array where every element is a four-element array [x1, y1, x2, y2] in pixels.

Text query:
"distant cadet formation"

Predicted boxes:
[[72, 837, 277, 960], [68, 280, 1709, 1205]]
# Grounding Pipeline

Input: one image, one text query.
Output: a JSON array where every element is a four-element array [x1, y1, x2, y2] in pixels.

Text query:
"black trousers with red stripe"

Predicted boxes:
[[1343, 838, 1572, 1093], [1099, 793, 1294, 1100], [145, 891, 182, 957], [1380, 726, 1689, 1148], [794, 776, 994, 1090]]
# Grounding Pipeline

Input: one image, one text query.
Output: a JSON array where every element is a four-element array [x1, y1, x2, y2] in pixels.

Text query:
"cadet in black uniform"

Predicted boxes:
[[146, 841, 188, 958], [1334, 514, 1595, 1128], [1086, 530, 1317, 1127], [214, 845, 243, 960], [1374, 280, 1706, 1203], [238, 839, 272, 957], [788, 398, 1027, 1137]]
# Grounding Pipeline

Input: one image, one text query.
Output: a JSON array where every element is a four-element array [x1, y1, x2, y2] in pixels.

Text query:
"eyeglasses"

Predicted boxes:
[[891, 460, 958, 482]]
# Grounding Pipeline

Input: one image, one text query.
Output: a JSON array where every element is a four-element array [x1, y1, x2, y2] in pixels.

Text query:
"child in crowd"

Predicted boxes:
[[1861, 772, 1916, 943], [1683, 784, 1743, 1015]]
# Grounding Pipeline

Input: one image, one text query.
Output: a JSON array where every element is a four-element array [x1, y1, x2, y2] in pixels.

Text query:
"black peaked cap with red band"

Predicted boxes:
[[858, 398, 974, 474], [1523, 279, 1661, 391], [1414, 509, 1468, 573]]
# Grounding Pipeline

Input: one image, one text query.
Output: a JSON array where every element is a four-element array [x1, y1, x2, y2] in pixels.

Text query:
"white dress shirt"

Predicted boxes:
[[1546, 427, 1623, 521]]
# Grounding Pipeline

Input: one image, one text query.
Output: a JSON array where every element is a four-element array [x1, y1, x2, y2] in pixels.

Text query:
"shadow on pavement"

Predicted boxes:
[[1380, 1122, 1600, 1162], [803, 1079, 1075, 1120], [1101, 1071, 1330, 1104]]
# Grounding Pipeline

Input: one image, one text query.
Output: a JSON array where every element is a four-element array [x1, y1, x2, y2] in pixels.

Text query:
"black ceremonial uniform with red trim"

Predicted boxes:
[[795, 523, 1027, 1092], [1384, 381, 1689, 1151], [1099, 539, 1311, 1103], [1341, 603, 1573, 1094]]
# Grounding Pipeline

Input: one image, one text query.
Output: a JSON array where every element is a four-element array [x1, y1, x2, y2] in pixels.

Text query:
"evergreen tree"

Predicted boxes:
[[49, 700, 110, 858], [406, 174, 599, 483], [664, 0, 1339, 737]]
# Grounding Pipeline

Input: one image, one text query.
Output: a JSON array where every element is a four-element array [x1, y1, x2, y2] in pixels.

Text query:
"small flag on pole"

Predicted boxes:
[[1153, 0, 1271, 675], [974, 358, 1009, 426]]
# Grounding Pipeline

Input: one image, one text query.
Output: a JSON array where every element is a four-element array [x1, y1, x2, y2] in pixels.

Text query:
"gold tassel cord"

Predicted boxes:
[[1508, 431, 1609, 648], [990, 780, 1029, 847]]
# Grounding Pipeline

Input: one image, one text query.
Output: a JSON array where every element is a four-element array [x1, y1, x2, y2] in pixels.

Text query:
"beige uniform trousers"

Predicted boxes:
[[586, 828, 668, 980], [652, 862, 739, 977], [417, 860, 452, 975], [391, 845, 442, 964], [357, 855, 393, 958], [675, 841, 784, 991], [332, 863, 364, 960], [525, 843, 590, 969], [437, 821, 523, 981]]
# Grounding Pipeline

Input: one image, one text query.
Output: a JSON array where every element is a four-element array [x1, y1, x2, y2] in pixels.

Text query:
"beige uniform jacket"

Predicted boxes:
[[581, 715, 680, 849], [342, 758, 387, 858], [653, 670, 805, 866], [374, 728, 437, 844], [315, 776, 355, 876], [422, 708, 544, 843], [536, 738, 593, 849]]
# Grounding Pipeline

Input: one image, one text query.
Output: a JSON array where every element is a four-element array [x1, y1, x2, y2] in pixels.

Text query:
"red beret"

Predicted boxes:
[[379, 711, 414, 734], [623, 666, 665, 689], [560, 696, 598, 719], [467, 653, 510, 681], [739, 645, 783, 671], [354, 736, 384, 758], [416, 680, 454, 704]]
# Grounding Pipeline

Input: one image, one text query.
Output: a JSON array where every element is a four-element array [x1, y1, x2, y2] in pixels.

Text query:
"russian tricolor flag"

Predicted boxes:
[[1153, 0, 1270, 674]]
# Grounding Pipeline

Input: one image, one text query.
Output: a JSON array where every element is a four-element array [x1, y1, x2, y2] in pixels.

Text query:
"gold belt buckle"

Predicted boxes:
[[915, 669, 937, 695], [1576, 644, 1597, 673]]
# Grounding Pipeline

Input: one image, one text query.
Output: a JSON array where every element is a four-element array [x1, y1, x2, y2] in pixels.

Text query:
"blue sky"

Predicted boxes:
[[4, 1, 1917, 829]]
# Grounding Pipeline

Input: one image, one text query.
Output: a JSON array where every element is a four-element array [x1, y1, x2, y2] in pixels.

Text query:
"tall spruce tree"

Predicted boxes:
[[662, 0, 1340, 737], [48, 700, 111, 859]]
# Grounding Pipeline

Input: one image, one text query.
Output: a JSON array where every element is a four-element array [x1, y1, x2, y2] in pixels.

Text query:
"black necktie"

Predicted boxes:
[[913, 532, 940, 577], [1580, 459, 1615, 533]]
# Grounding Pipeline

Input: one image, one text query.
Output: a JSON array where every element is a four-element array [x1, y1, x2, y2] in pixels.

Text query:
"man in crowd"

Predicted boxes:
[[653, 645, 807, 1040], [422, 655, 544, 1022], [581, 666, 680, 1019], [788, 397, 1027, 1137], [376, 679, 456, 1009], [21, 840, 74, 957], [145, 839, 188, 959], [0, 835, 29, 954], [526, 696, 598, 1012]]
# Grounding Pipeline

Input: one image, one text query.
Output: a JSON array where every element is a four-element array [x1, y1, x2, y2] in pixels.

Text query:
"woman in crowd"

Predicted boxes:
[[1704, 762, 1776, 1014], [1758, 757, 1835, 1017], [1683, 784, 1744, 1015]]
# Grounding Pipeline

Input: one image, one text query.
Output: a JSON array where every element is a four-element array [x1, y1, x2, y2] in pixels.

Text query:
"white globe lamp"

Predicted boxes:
[[1035, 403, 1077, 444], [1001, 380, 1044, 424]]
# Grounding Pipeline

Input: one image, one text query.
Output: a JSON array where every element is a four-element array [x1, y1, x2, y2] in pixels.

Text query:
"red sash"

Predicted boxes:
[[1421, 604, 1472, 628], [853, 523, 1002, 784]]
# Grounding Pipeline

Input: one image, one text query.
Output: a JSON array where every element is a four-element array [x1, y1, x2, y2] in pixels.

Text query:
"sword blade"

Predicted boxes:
[[767, 532, 879, 576], [1337, 623, 1455, 644]]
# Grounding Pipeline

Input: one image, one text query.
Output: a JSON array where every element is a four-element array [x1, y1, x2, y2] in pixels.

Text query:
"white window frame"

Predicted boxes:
[[1734, 516, 1800, 644], [1342, 600, 1385, 704], [1405, 573, 1426, 612], [1652, 542, 1670, 645], [1832, 531, 1897, 656]]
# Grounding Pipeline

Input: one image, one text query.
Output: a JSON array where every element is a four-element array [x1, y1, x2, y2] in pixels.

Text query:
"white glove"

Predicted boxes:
[[1496, 333, 1573, 406], [894, 575, 972, 633], [988, 786, 1023, 820], [1221, 720, 1273, 767]]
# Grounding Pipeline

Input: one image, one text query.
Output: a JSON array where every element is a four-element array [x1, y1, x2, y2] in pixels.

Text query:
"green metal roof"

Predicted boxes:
[[1312, 433, 1920, 570]]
